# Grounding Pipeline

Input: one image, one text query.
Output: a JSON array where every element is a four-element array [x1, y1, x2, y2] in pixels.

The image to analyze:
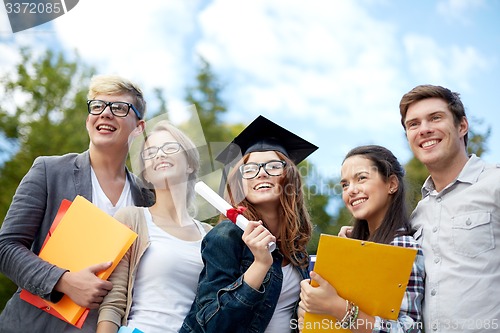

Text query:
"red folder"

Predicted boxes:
[[20, 196, 138, 327]]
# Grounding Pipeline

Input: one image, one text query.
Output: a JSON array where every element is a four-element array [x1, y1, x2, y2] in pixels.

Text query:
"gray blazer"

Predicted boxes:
[[0, 151, 154, 333]]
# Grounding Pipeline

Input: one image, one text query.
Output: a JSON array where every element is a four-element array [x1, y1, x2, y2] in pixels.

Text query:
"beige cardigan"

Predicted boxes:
[[97, 206, 210, 328]]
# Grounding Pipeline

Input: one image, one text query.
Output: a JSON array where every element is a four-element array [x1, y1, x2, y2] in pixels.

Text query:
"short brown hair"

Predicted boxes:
[[399, 84, 468, 146]]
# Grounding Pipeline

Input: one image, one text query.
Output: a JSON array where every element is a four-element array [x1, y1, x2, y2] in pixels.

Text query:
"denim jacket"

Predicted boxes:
[[180, 220, 309, 333]]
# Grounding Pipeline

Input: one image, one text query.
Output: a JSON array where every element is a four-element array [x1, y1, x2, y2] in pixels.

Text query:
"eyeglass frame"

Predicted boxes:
[[141, 142, 182, 160], [239, 160, 287, 179], [87, 99, 142, 119]]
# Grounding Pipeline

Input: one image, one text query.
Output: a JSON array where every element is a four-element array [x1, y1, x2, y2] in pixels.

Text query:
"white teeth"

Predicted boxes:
[[155, 162, 172, 170], [422, 140, 438, 148], [351, 198, 366, 206], [254, 183, 273, 190], [97, 124, 116, 131]]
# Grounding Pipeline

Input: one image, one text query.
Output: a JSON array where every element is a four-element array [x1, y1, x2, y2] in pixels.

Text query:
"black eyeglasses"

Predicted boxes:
[[141, 142, 182, 160], [239, 160, 286, 179], [87, 100, 142, 119]]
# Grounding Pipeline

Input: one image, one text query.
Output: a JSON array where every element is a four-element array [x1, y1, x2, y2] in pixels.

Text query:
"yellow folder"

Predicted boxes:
[[22, 195, 138, 326], [303, 234, 417, 332]]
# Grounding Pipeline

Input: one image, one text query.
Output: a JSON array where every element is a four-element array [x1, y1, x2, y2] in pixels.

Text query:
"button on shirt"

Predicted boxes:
[[411, 155, 500, 333]]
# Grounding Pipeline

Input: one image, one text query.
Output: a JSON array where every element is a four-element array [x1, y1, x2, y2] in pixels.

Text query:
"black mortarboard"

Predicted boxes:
[[216, 115, 318, 166]]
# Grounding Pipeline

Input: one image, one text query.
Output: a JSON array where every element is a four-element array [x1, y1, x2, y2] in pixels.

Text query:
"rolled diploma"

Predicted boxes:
[[195, 181, 276, 252]]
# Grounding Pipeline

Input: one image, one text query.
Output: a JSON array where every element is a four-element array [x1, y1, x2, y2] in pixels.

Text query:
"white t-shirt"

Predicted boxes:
[[126, 208, 206, 333], [264, 263, 302, 333], [90, 167, 134, 216]]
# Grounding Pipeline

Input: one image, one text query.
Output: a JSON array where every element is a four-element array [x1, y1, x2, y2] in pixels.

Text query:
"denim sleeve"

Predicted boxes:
[[190, 221, 268, 332], [372, 237, 425, 333], [0, 157, 67, 301]]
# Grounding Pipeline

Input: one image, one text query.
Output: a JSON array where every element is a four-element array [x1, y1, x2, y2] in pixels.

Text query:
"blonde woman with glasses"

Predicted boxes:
[[97, 120, 211, 333]]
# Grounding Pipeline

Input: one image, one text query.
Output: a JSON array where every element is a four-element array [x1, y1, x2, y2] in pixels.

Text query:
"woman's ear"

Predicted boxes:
[[388, 175, 399, 194]]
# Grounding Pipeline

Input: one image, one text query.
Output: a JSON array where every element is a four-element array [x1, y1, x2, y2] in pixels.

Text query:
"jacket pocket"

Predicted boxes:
[[451, 211, 494, 257]]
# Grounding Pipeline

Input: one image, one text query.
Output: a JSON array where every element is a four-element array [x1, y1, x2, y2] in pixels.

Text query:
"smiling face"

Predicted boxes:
[[86, 93, 143, 154], [404, 97, 468, 172], [340, 155, 396, 230], [241, 151, 285, 208], [141, 130, 193, 190]]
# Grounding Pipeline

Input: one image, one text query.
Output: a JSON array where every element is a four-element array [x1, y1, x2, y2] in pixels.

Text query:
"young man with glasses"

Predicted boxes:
[[0, 75, 155, 333]]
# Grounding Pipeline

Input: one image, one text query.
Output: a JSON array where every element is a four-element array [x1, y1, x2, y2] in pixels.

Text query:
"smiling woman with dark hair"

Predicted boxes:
[[299, 145, 424, 333]]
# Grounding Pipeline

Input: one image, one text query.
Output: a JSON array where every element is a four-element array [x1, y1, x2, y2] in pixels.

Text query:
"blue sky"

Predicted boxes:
[[1, 0, 499, 188]]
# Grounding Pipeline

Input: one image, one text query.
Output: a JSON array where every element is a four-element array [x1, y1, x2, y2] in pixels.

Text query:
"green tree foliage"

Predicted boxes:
[[181, 58, 235, 224], [303, 165, 340, 254], [152, 87, 169, 117], [185, 57, 233, 144], [0, 48, 94, 219], [467, 116, 491, 158], [404, 157, 429, 212], [0, 47, 95, 310]]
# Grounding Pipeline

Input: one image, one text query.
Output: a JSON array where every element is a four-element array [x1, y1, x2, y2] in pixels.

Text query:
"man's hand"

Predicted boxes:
[[55, 261, 113, 309]]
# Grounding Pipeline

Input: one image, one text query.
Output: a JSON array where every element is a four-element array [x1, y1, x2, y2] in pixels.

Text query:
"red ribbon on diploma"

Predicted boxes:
[[226, 206, 247, 224]]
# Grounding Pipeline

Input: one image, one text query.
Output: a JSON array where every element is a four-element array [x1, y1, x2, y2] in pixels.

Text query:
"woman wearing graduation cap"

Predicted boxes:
[[180, 116, 318, 333]]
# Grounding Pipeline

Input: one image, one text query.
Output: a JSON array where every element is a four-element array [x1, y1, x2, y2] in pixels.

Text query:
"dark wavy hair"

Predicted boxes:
[[343, 145, 411, 244], [223, 151, 312, 268]]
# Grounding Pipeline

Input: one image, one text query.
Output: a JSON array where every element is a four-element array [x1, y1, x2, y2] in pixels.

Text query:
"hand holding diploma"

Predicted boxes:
[[195, 181, 276, 252]]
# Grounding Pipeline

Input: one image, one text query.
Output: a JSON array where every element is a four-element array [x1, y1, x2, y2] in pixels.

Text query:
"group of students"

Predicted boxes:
[[0, 74, 498, 333]]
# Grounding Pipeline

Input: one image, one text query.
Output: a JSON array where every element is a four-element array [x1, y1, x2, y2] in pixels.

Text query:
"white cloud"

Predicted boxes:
[[403, 34, 492, 91], [53, 0, 204, 107], [196, 0, 404, 131], [0, 44, 20, 77], [436, 0, 486, 24], [0, 5, 12, 34]]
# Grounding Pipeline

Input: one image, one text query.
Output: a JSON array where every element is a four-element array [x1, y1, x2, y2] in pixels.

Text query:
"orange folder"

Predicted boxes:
[[20, 196, 138, 327], [303, 234, 417, 332], [20, 199, 90, 328]]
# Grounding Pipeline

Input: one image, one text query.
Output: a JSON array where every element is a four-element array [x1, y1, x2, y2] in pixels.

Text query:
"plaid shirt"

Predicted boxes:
[[372, 235, 425, 333]]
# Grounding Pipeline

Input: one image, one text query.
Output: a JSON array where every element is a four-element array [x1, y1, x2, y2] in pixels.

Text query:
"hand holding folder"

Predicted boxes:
[[20, 196, 138, 328], [303, 234, 417, 332]]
